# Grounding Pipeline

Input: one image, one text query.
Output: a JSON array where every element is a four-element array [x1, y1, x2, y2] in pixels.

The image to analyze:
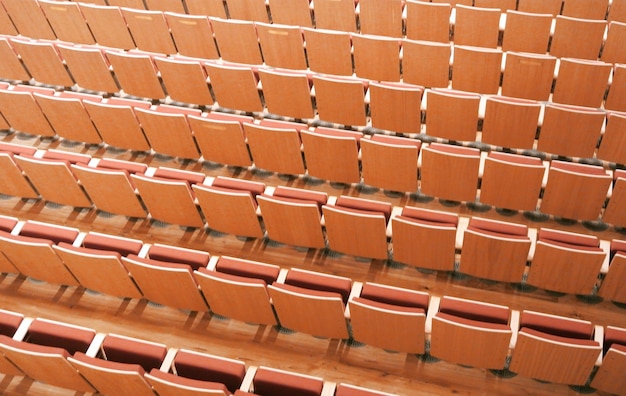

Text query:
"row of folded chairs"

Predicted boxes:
[[2, 111, 626, 227], [1, 26, 625, 112], [0, 217, 624, 392], [1, 173, 626, 304], [0, 309, 394, 395], [3, 0, 625, 52]]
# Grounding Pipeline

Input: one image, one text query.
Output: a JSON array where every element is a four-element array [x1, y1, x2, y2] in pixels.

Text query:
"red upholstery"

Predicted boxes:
[[488, 151, 543, 166], [520, 328, 599, 346], [212, 176, 266, 196], [604, 326, 626, 353], [215, 256, 280, 285], [153, 167, 206, 185], [435, 312, 510, 330], [0, 310, 22, 338], [106, 97, 152, 108], [148, 369, 231, 393], [610, 239, 626, 254], [271, 283, 345, 300], [72, 351, 145, 374], [42, 150, 91, 165], [82, 232, 142, 256], [234, 390, 260, 396], [26, 319, 95, 355], [273, 186, 328, 206], [0, 230, 53, 246], [173, 350, 245, 393], [335, 196, 392, 222], [156, 104, 202, 117], [260, 194, 323, 213], [468, 217, 527, 236], [101, 335, 167, 372], [96, 158, 148, 174], [370, 134, 422, 149], [253, 367, 323, 396], [428, 142, 479, 156], [259, 119, 308, 132], [314, 127, 363, 144], [148, 244, 210, 271], [284, 269, 352, 304], [125, 254, 193, 272], [551, 160, 607, 176], [335, 383, 393, 396], [359, 283, 429, 310], [56, 242, 122, 259], [352, 297, 425, 314], [520, 311, 594, 340], [439, 297, 509, 325], [205, 112, 254, 124], [538, 228, 599, 248], [0, 334, 70, 357], [19, 221, 79, 245], [197, 268, 268, 286], [0, 142, 37, 156], [400, 206, 458, 226], [0, 215, 17, 233]]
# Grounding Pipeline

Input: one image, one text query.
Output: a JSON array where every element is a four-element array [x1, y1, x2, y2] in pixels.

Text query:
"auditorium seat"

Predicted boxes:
[[10, 40, 73, 88], [459, 217, 532, 283], [68, 333, 167, 396], [121, 8, 177, 54], [0, 153, 40, 200], [243, 120, 307, 175], [322, 196, 391, 260], [358, 0, 403, 38], [561, 0, 609, 20], [480, 96, 541, 150], [479, 152, 545, 212], [391, 207, 458, 271], [154, 57, 214, 106], [349, 282, 429, 354], [269, 0, 313, 27], [601, 21, 626, 64], [131, 172, 205, 228], [419, 143, 480, 203], [360, 134, 421, 192], [430, 296, 513, 369], [312, 75, 368, 127], [303, 28, 354, 76], [501, 52, 556, 101], [526, 228, 607, 294], [0, 4, 17, 36], [268, 268, 352, 339], [405, 0, 451, 43], [83, 99, 152, 152], [53, 242, 144, 299], [0, 318, 96, 392], [453, 5, 501, 48], [0, 309, 23, 376], [451, 45, 503, 95], [598, 113, 626, 165], [425, 89, 480, 142], [185, 0, 227, 17], [204, 62, 263, 113], [539, 161, 611, 222], [190, 112, 253, 167], [210, 18, 263, 65], [609, 0, 626, 22], [145, 369, 230, 396], [516, 0, 562, 16], [108, 0, 145, 8], [605, 64, 626, 112], [335, 383, 397, 396], [501, 10, 552, 54], [165, 12, 220, 60], [256, 186, 326, 248], [300, 128, 362, 184], [56, 44, 120, 94], [194, 256, 280, 325], [590, 325, 626, 395], [81, 231, 144, 257], [603, 170, 626, 228], [249, 366, 324, 396], [145, 0, 185, 13], [225, 0, 269, 22], [256, 23, 307, 70], [508, 310, 602, 385], [536, 103, 605, 159], [368, 82, 423, 134], [134, 106, 202, 159], [313, 0, 357, 32], [552, 57, 612, 108], [0, 38, 31, 82], [258, 69, 314, 119], [1, 0, 55, 40], [550, 16, 606, 60], [14, 155, 93, 208], [193, 178, 265, 239], [79, 4, 136, 50], [597, 239, 626, 305], [33, 93, 103, 145], [402, 39, 452, 88], [38, 0, 94, 45], [352, 34, 401, 82], [474, 0, 516, 11], [122, 253, 209, 312], [106, 50, 166, 100]]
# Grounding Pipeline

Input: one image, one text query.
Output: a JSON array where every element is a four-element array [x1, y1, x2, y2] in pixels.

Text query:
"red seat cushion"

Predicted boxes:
[[148, 369, 230, 393], [520, 311, 594, 340], [26, 319, 95, 355], [284, 270, 352, 304], [72, 352, 145, 374], [19, 221, 78, 245], [359, 283, 428, 310], [82, 233, 143, 256], [148, 244, 210, 271], [102, 335, 167, 372], [173, 350, 245, 393], [0, 334, 70, 357], [215, 256, 280, 285], [439, 297, 509, 325], [0, 310, 22, 338], [253, 367, 323, 396]]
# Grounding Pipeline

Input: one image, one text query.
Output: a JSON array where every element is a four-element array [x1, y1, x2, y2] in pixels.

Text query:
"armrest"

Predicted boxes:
[[425, 296, 441, 334], [159, 348, 178, 372], [239, 366, 257, 392], [509, 310, 521, 349], [86, 333, 106, 357], [595, 325, 604, 366]]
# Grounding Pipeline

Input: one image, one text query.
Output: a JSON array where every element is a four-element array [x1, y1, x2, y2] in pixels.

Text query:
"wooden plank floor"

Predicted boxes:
[[0, 132, 622, 395]]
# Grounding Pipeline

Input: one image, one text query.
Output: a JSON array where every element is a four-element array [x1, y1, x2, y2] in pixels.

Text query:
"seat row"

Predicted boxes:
[[2, 163, 626, 303], [2, 0, 625, 50], [0, 308, 394, 396], [1, 22, 626, 111], [0, 228, 624, 392]]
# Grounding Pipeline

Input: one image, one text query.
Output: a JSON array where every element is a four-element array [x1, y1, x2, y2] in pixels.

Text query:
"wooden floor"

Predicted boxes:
[[0, 131, 623, 395]]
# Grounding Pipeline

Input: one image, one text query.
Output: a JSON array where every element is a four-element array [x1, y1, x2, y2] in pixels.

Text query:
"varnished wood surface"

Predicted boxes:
[[0, 133, 624, 395]]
